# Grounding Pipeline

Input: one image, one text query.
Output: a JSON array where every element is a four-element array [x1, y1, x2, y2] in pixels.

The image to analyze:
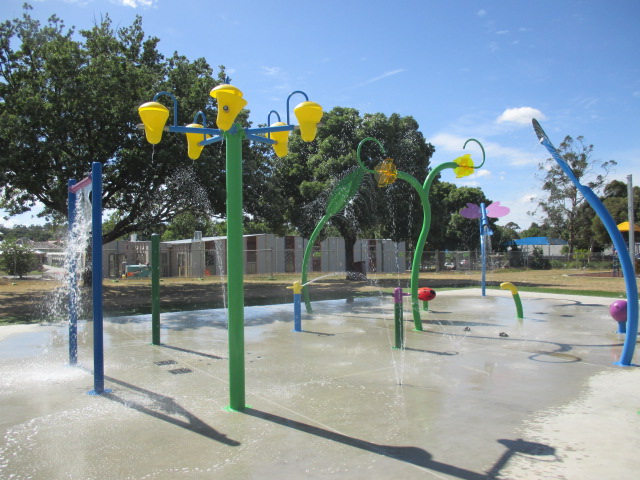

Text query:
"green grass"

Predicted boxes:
[[379, 285, 625, 298], [486, 285, 625, 298]]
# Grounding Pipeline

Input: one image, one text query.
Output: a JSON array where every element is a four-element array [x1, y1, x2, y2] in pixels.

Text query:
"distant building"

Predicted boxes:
[[503, 237, 568, 256], [15, 238, 65, 267], [103, 233, 406, 278]]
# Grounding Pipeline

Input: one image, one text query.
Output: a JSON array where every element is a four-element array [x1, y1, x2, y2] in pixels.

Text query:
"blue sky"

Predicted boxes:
[[2, 0, 639, 232]]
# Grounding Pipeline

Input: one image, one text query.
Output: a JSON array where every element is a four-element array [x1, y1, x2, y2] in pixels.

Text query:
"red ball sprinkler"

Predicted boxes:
[[418, 287, 436, 311]]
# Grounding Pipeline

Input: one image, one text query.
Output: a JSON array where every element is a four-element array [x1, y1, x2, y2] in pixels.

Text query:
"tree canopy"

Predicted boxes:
[[531, 133, 615, 253], [0, 239, 38, 277], [272, 107, 435, 271], [0, 5, 233, 243], [581, 179, 640, 251], [1, 5, 513, 259]]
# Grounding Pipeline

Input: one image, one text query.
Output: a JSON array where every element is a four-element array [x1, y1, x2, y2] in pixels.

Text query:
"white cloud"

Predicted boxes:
[[497, 107, 545, 125], [518, 193, 537, 203], [429, 132, 540, 167], [356, 69, 405, 87], [261, 66, 281, 76], [113, 0, 155, 7], [477, 9, 487, 17], [1, 203, 47, 227]]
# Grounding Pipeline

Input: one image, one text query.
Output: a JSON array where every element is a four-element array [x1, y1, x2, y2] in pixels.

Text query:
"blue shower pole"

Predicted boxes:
[[90, 161, 106, 394], [67, 179, 78, 365], [480, 203, 489, 296]]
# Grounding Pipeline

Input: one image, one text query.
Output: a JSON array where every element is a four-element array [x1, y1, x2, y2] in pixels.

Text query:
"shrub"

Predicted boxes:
[[0, 240, 38, 278]]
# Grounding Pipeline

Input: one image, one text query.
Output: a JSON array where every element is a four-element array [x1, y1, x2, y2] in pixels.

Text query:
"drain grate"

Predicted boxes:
[[154, 360, 178, 366], [168, 368, 192, 375]]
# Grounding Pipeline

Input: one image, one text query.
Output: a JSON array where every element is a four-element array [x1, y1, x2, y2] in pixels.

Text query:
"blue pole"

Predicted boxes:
[[618, 319, 627, 334], [90, 162, 105, 394], [288, 282, 303, 332], [533, 119, 638, 366], [480, 202, 488, 296], [293, 293, 302, 332], [68, 179, 78, 365]]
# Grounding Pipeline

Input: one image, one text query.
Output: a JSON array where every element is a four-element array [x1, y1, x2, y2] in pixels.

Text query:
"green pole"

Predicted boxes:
[[403, 162, 457, 332], [500, 282, 524, 320], [392, 287, 406, 349], [513, 293, 524, 320], [301, 214, 331, 313], [151, 233, 160, 345], [225, 125, 246, 411], [394, 303, 403, 349]]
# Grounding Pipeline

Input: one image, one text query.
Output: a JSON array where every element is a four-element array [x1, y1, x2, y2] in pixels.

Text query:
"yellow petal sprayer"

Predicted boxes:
[[138, 84, 322, 411]]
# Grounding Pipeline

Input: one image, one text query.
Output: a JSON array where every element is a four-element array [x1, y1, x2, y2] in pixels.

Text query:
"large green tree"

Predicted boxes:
[[584, 180, 640, 250], [275, 107, 434, 274], [0, 239, 38, 277], [0, 5, 233, 243], [532, 134, 615, 253]]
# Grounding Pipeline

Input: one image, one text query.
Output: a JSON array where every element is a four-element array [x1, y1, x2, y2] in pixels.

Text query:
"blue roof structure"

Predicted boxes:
[[503, 236, 568, 246]]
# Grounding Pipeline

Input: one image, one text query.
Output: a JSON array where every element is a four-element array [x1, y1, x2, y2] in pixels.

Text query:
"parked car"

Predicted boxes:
[[444, 262, 455, 269]]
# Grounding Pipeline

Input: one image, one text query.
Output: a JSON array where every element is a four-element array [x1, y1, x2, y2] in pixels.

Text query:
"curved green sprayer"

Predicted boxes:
[[301, 167, 368, 312], [302, 137, 486, 332]]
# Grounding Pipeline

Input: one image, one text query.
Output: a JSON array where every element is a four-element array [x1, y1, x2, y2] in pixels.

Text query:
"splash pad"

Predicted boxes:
[[1, 290, 638, 479]]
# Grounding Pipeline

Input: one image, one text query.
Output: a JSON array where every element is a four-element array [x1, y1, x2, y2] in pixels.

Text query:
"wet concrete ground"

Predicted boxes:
[[1, 289, 638, 479]]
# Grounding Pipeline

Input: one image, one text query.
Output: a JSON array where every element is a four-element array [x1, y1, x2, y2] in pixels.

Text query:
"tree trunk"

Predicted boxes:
[[343, 232, 365, 281], [82, 244, 93, 287]]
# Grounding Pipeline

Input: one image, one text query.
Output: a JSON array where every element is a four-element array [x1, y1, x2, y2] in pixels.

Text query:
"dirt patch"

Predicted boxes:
[[0, 269, 634, 325], [569, 272, 620, 277]]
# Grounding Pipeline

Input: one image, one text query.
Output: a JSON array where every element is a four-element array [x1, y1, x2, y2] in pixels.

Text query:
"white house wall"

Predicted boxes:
[[384, 240, 406, 273], [102, 235, 406, 278], [320, 237, 345, 273], [204, 238, 227, 276], [295, 236, 305, 273]]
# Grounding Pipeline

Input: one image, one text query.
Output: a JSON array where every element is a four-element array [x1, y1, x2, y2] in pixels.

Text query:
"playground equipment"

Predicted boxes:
[[610, 299, 627, 334], [418, 287, 436, 311], [533, 119, 637, 366], [392, 287, 411, 349], [151, 233, 161, 345], [138, 84, 322, 411], [500, 282, 524, 320], [68, 162, 109, 394], [124, 264, 151, 278], [460, 202, 510, 296], [287, 281, 303, 332], [301, 136, 486, 333]]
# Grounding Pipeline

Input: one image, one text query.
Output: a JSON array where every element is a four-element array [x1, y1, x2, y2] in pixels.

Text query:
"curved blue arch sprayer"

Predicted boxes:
[[532, 119, 637, 366]]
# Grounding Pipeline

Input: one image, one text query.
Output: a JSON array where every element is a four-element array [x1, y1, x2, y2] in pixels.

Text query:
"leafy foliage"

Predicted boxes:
[[586, 180, 640, 250], [0, 223, 63, 242], [532, 134, 615, 253], [0, 5, 230, 243], [0, 239, 38, 277], [274, 107, 434, 271]]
